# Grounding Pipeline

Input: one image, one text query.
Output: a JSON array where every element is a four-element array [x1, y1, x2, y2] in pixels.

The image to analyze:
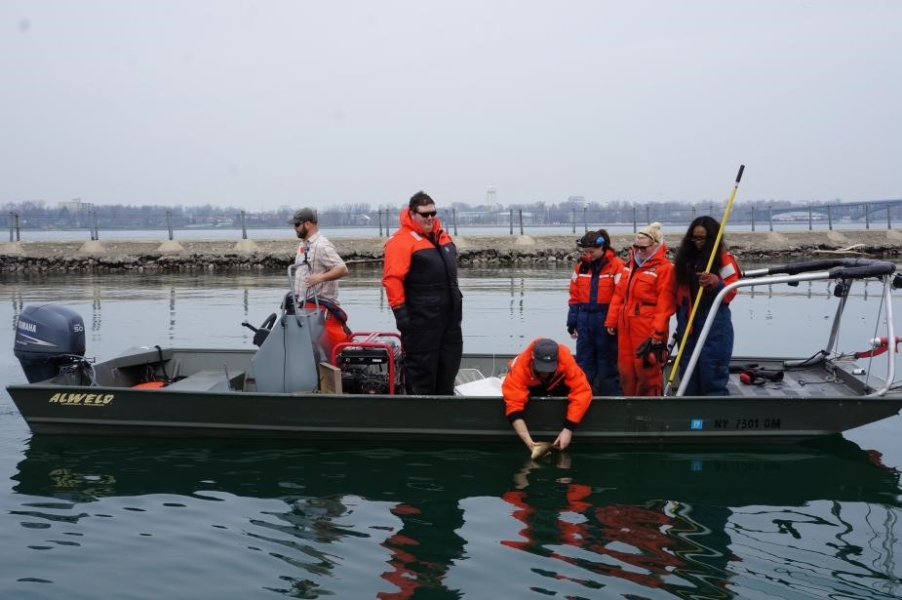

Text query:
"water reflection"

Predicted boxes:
[[504, 457, 734, 597], [9, 437, 902, 598]]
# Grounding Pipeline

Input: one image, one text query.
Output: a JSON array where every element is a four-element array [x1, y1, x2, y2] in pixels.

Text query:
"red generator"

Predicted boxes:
[[331, 332, 404, 395]]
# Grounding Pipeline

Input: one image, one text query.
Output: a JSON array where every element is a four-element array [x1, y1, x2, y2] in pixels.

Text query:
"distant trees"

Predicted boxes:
[[1, 197, 900, 230]]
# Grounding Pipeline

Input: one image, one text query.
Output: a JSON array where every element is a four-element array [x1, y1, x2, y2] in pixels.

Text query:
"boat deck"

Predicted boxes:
[[725, 370, 852, 398], [458, 353, 886, 400], [721, 356, 885, 399], [23, 346, 891, 401]]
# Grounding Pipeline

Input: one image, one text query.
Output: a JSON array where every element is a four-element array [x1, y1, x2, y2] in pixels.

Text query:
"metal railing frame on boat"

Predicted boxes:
[[286, 264, 317, 313], [286, 263, 328, 360], [676, 258, 898, 397]]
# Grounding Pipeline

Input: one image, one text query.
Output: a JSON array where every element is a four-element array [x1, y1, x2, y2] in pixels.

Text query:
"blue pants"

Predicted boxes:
[[676, 303, 734, 396], [573, 305, 621, 396]]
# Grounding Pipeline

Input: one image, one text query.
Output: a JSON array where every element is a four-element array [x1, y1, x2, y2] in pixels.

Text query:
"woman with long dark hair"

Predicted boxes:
[[672, 216, 741, 396]]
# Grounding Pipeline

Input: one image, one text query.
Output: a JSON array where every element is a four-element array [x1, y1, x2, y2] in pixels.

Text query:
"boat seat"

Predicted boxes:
[[454, 368, 504, 396], [102, 349, 179, 387], [166, 370, 245, 392], [454, 376, 503, 396], [107, 347, 174, 370], [455, 368, 486, 386]]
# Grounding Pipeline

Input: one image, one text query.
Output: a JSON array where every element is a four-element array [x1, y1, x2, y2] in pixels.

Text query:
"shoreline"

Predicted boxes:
[[1, 229, 900, 273]]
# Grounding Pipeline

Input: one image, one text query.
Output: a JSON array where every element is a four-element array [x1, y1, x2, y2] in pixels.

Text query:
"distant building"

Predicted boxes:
[[58, 199, 93, 212], [773, 210, 827, 221]]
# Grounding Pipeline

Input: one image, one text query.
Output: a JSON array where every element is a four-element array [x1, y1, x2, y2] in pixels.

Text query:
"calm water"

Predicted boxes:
[[2, 266, 902, 599]]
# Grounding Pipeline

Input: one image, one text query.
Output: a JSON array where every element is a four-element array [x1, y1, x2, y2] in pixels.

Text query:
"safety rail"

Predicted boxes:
[[676, 258, 899, 397]]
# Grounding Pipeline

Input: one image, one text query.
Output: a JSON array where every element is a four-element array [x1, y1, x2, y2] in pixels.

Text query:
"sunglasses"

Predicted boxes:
[[632, 244, 653, 251], [415, 210, 437, 218], [691, 235, 708, 243]]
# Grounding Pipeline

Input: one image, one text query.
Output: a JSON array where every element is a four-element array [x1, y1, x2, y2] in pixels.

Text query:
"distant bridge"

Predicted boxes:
[[758, 200, 902, 224]]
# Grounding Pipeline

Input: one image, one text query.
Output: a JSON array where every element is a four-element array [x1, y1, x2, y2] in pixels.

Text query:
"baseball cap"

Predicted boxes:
[[532, 338, 559, 373], [288, 208, 317, 225]]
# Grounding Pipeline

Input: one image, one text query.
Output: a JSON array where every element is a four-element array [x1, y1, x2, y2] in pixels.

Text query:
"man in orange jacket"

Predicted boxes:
[[502, 338, 593, 452], [382, 191, 463, 395]]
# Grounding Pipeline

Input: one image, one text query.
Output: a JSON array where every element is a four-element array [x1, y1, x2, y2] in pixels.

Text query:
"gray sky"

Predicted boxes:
[[3, 1, 900, 210]]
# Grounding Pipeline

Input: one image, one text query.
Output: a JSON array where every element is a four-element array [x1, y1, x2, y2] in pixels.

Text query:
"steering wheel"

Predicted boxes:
[[259, 312, 277, 331]]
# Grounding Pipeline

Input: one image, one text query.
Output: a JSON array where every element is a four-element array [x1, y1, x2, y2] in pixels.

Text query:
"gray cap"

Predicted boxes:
[[532, 338, 559, 373], [288, 208, 318, 225]]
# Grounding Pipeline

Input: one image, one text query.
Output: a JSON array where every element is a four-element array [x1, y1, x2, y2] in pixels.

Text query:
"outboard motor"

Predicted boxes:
[[14, 304, 86, 383]]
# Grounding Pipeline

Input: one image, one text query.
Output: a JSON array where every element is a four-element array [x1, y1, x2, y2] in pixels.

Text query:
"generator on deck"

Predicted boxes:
[[332, 332, 403, 395]]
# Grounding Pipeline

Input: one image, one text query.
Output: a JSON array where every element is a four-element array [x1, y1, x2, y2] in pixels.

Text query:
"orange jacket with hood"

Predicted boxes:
[[382, 209, 460, 313], [604, 243, 676, 343]]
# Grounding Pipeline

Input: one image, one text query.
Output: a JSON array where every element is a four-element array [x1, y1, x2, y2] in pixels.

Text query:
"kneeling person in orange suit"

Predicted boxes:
[[502, 338, 593, 453]]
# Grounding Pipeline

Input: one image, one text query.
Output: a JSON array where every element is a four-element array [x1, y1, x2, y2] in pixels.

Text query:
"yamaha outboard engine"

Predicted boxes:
[[14, 304, 86, 383]]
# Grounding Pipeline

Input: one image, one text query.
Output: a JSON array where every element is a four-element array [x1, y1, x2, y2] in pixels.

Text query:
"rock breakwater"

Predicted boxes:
[[1, 230, 899, 273]]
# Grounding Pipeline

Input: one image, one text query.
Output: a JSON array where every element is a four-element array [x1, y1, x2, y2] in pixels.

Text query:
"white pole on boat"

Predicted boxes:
[[676, 271, 822, 397], [869, 274, 897, 397], [665, 164, 745, 396]]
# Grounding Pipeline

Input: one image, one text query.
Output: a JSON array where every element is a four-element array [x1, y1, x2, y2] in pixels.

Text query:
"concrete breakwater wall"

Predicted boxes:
[[1, 230, 900, 273]]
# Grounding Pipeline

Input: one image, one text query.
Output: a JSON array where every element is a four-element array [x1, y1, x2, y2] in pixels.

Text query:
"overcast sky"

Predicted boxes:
[[3, 1, 900, 211]]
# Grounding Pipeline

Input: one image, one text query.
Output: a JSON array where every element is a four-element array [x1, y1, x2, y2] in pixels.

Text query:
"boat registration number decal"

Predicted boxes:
[[48, 392, 115, 406], [712, 418, 781, 430]]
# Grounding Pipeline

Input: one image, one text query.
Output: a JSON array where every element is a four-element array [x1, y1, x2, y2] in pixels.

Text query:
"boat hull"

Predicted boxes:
[[8, 382, 902, 444], [11, 260, 902, 446]]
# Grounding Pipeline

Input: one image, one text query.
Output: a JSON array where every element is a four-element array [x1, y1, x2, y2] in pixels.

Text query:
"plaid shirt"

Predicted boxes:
[[293, 232, 346, 304]]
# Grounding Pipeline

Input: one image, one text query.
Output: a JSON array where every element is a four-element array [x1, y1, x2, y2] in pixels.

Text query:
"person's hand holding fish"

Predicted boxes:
[[530, 441, 554, 460]]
